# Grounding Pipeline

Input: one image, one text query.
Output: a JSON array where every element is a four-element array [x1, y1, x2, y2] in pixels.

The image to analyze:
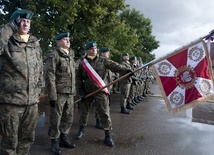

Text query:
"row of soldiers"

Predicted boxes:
[[118, 53, 154, 114], [0, 9, 154, 155]]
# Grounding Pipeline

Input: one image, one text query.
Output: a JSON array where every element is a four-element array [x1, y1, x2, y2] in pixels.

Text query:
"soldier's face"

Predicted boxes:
[[57, 37, 70, 49], [87, 46, 97, 56], [18, 18, 31, 35], [123, 56, 129, 61], [101, 51, 110, 58]]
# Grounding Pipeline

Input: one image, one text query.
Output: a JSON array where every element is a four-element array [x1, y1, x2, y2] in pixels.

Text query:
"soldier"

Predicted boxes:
[[75, 41, 132, 147], [128, 56, 144, 106], [119, 52, 133, 114], [75, 51, 86, 70], [0, 9, 43, 155], [94, 46, 113, 129], [44, 32, 76, 155]]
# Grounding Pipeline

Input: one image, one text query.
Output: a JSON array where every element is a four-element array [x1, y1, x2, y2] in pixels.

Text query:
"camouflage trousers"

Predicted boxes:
[[119, 83, 131, 107], [127, 83, 138, 103], [48, 94, 74, 139], [78, 92, 112, 130], [0, 103, 39, 155]]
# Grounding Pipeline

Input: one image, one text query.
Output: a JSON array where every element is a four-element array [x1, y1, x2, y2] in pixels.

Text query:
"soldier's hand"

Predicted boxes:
[[9, 15, 21, 31], [49, 100, 56, 107], [126, 69, 134, 76]]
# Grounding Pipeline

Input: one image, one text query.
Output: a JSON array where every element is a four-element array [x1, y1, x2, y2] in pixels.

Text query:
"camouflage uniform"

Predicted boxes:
[[127, 64, 139, 104], [76, 55, 128, 130], [0, 23, 43, 154], [45, 47, 76, 139], [119, 60, 132, 109]]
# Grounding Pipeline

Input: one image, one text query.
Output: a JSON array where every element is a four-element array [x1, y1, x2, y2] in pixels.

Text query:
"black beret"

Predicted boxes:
[[10, 9, 34, 20], [55, 32, 70, 40], [85, 41, 97, 50], [130, 56, 137, 61], [122, 52, 129, 56], [99, 47, 110, 53]]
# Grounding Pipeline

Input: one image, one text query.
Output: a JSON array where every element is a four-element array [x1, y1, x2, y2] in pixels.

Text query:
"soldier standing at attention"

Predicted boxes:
[[45, 32, 76, 155], [0, 9, 43, 155], [75, 41, 132, 147], [119, 52, 134, 114]]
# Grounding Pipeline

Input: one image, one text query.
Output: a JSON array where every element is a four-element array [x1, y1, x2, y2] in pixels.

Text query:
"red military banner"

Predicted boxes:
[[152, 40, 214, 113]]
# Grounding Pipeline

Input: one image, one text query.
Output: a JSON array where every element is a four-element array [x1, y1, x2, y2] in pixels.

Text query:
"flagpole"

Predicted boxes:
[[74, 32, 212, 104]]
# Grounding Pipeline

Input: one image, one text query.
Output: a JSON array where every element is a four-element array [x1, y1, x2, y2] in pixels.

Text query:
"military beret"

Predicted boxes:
[[10, 9, 34, 20], [85, 41, 97, 50], [81, 51, 86, 55], [130, 56, 137, 61], [100, 47, 110, 53], [122, 52, 129, 57], [55, 32, 70, 40]]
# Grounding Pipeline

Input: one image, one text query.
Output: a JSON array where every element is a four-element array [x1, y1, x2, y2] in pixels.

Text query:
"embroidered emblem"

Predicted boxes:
[[199, 79, 211, 95], [169, 91, 184, 108], [174, 65, 196, 89], [188, 46, 203, 62], [157, 61, 172, 76]]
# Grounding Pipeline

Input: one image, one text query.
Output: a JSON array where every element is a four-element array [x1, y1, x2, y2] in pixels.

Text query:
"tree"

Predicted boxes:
[[0, 1, 158, 63], [119, 8, 160, 63], [0, 0, 79, 58]]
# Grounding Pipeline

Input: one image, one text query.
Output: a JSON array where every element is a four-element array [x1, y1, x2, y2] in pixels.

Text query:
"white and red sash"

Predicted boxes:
[[81, 58, 110, 94]]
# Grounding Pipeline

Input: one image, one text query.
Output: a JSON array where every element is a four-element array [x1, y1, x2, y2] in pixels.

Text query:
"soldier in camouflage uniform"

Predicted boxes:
[[75, 41, 132, 147], [94, 46, 113, 129], [0, 9, 43, 155], [44, 32, 76, 155], [119, 52, 133, 114]]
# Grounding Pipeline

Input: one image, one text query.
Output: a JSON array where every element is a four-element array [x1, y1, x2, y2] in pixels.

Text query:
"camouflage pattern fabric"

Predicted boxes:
[[48, 94, 74, 138], [76, 55, 128, 130], [45, 47, 76, 100], [0, 103, 39, 155], [0, 23, 43, 105], [119, 60, 132, 107], [0, 23, 43, 155], [45, 47, 76, 138]]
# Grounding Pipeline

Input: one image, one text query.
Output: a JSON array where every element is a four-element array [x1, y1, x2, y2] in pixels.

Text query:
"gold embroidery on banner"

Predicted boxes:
[[188, 46, 204, 62], [169, 91, 184, 108], [174, 65, 196, 89], [199, 79, 211, 95], [157, 62, 172, 76]]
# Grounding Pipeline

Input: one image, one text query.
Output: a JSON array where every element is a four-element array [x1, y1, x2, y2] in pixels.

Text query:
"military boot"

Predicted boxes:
[[104, 130, 114, 147], [126, 103, 134, 110], [96, 119, 103, 129], [51, 139, 61, 155], [75, 126, 84, 140], [120, 107, 130, 114], [59, 134, 76, 148]]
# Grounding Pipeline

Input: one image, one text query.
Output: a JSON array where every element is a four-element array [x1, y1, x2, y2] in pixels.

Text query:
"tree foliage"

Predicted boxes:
[[119, 8, 160, 63], [0, 0, 159, 63]]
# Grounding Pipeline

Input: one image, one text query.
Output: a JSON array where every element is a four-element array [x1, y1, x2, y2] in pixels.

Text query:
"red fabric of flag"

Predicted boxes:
[[152, 40, 214, 113]]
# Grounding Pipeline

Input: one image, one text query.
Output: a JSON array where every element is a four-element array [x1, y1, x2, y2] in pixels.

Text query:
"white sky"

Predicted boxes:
[[125, 0, 214, 60]]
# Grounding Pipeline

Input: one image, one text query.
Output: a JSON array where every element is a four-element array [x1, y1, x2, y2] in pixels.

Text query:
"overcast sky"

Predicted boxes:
[[125, 0, 214, 60]]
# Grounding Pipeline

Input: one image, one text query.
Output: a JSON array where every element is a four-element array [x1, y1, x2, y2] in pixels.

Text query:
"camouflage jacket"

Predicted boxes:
[[76, 55, 128, 96], [0, 23, 43, 105], [120, 60, 132, 84], [44, 48, 76, 101]]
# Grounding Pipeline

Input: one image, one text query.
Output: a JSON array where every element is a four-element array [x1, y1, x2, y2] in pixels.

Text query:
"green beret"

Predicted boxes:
[[81, 51, 86, 55], [10, 9, 34, 20], [85, 41, 97, 50], [100, 47, 110, 53], [130, 56, 137, 61], [55, 32, 70, 40], [122, 52, 129, 56]]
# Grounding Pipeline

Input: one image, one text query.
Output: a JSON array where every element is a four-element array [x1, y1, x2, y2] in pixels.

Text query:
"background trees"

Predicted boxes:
[[0, 0, 159, 63]]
